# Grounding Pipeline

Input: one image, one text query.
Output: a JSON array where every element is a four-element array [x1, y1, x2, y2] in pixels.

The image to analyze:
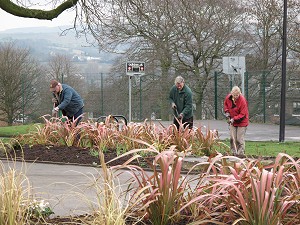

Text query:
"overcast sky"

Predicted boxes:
[[0, 8, 74, 31]]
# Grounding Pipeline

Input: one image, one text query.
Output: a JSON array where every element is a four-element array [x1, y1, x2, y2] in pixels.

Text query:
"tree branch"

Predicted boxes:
[[0, 0, 79, 20]]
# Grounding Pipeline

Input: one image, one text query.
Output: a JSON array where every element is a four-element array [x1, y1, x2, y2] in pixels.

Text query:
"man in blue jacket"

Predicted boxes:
[[169, 76, 193, 129], [50, 79, 84, 126]]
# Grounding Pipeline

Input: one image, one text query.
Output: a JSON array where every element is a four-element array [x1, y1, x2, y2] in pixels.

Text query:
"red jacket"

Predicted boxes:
[[224, 93, 249, 127]]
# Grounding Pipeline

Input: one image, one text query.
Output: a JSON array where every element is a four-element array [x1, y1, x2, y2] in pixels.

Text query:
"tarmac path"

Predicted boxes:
[[151, 119, 300, 141]]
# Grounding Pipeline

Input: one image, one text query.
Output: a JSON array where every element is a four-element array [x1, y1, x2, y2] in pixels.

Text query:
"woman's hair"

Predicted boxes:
[[231, 86, 241, 94]]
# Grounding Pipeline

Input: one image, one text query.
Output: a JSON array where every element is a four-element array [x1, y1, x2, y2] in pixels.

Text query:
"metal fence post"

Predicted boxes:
[[214, 71, 218, 120], [262, 71, 266, 123]]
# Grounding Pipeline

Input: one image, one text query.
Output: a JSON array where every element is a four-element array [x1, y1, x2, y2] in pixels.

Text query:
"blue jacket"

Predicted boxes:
[[57, 84, 84, 118]]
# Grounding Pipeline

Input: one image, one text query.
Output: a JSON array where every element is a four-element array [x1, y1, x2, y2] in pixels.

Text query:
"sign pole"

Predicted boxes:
[[129, 75, 132, 122], [241, 68, 245, 94], [126, 61, 145, 123]]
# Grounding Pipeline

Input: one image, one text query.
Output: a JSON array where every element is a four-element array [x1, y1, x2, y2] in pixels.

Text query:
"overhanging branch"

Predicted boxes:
[[0, 0, 79, 20]]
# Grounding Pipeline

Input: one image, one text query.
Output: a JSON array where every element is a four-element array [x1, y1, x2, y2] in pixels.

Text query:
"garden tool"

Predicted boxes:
[[52, 103, 58, 117], [173, 106, 183, 122], [174, 107, 179, 117], [52, 93, 64, 119], [229, 124, 238, 155], [221, 109, 237, 155]]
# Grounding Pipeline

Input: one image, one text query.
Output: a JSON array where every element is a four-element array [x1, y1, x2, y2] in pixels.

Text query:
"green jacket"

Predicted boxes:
[[169, 84, 193, 119]]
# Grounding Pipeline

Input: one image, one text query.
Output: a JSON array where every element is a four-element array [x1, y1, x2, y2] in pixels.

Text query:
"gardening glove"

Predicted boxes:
[[171, 102, 177, 109], [177, 113, 183, 120], [52, 98, 58, 104], [225, 112, 230, 118], [228, 118, 234, 124], [52, 107, 59, 117]]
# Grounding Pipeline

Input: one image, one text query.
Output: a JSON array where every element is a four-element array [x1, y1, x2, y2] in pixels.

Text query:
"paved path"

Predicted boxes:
[[1, 120, 299, 217], [151, 119, 300, 141], [1, 161, 134, 217], [1, 161, 198, 217]]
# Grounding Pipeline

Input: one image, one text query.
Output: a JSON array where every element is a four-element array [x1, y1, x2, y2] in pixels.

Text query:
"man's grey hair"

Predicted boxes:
[[174, 76, 185, 84]]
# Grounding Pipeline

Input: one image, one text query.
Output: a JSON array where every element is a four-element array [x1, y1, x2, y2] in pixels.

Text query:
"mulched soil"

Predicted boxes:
[[7, 143, 165, 175], [10, 144, 153, 168]]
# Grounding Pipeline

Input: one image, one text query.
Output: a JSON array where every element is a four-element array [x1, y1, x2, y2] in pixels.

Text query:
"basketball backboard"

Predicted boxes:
[[222, 56, 245, 75]]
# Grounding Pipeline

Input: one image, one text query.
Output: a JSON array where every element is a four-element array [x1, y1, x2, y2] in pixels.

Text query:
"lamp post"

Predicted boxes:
[[279, 0, 287, 142]]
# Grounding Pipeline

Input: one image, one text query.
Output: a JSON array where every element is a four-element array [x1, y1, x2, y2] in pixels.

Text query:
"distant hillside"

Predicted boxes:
[[0, 26, 71, 34], [0, 26, 90, 47], [0, 26, 116, 72]]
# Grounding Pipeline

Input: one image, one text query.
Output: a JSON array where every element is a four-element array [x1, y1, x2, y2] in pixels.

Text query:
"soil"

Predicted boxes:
[[12, 144, 138, 167]]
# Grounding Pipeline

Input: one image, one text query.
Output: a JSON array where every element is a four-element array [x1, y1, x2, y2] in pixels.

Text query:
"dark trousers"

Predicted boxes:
[[173, 116, 193, 130], [68, 108, 84, 145], [68, 107, 83, 126]]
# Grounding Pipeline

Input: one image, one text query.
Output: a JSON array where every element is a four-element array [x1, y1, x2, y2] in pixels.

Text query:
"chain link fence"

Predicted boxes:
[[204, 70, 300, 125]]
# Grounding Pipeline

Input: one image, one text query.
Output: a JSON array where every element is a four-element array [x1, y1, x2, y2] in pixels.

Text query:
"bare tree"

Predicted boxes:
[[243, 0, 300, 122], [5, 0, 300, 122], [81, 62, 106, 118], [76, 0, 250, 120], [287, 1, 300, 54], [77, 0, 179, 119], [168, 0, 246, 119], [47, 54, 78, 83], [0, 42, 41, 125]]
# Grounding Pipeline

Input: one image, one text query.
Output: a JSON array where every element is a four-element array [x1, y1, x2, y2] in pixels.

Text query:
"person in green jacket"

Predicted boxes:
[[169, 76, 193, 129]]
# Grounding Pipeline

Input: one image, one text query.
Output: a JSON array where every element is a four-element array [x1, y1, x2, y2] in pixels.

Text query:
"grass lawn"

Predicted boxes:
[[0, 124, 38, 137], [220, 140, 300, 157]]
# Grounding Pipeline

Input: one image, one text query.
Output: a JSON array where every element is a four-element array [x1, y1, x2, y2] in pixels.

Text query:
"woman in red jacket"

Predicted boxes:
[[224, 86, 249, 156]]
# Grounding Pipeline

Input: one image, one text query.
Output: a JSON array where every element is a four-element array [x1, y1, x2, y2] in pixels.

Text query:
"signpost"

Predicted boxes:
[[126, 62, 145, 122]]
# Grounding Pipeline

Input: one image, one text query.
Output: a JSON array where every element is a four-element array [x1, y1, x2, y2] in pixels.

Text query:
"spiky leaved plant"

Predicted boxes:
[[80, 120, 115, 151], [202, 153, 300, 225], [191, 126, 223, 156], [0, 158, 31, 225], [135, 120, 171, 153], [16, 115, 82, 147], [75, 150, 141, 225], [111, 144, 189, 225]]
